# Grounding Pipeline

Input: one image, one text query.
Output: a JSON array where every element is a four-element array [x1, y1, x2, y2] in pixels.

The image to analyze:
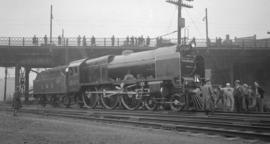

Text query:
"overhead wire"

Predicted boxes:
[[185, 10, 204, 38], [164, 6, 178, 37], [156, 30, 178, 38]]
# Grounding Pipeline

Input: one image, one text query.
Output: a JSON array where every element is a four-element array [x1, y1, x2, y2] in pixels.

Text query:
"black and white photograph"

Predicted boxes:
[[0, 0, 269, 143]]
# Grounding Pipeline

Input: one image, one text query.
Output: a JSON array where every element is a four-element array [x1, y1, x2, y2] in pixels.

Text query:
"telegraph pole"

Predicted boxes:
[[178, 0, 182, 46], [205, 8, 209, 47], [167, 0, 194, 111], [167, 0, 193, 46], [50, 5, 53, 45]]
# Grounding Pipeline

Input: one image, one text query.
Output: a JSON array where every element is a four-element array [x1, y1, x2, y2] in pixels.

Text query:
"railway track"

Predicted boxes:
[[1, 105, 270, 142]]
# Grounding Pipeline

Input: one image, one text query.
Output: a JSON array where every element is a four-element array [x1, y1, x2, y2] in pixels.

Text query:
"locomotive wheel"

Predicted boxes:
[[100, 88, 120, 109], [121, 94, 141, 110], [62, 95, 71, 108], [82, 88, 99, 109], [169, 93, 185, 111], [144, 94, 158, 111]]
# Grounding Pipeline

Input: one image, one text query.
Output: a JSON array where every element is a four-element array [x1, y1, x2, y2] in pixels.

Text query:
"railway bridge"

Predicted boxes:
[[0, 37, 269, 102]]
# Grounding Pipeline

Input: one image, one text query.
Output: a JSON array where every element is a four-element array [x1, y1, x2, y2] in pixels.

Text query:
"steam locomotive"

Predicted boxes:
[[33, 45, 205, 111]]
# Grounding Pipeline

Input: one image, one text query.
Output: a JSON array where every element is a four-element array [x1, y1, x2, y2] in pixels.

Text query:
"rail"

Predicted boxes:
[[0, 37, 269, 49], [1, 105, 270, 142]]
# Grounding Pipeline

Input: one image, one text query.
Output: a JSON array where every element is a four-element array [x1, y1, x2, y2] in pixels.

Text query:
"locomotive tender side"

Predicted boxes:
[[33, 66, 67, 106], [33, 66, 67, 95]]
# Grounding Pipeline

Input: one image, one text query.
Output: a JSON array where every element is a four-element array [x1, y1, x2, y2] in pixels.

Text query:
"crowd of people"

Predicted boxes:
[[32, 35, 152, 47], [201, 80, 265, 114], [124, 36, 151, 47], [12, 79, 266, 116]]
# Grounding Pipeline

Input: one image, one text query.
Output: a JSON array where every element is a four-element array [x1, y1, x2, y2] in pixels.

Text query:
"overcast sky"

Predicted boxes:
[[0, 0, 270, 39]]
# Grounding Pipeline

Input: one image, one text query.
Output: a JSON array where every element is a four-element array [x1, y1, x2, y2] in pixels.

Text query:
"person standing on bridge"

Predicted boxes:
[[32, 35, 36, 46], [44, 35, 48, 46], [77, 35, 81, 46], [33, 35, 38, 46], [35, 37, 39, 46], [189, 37, 197, 48], [254, 81, 265, 112], [58, 35, 62, 46], [82, 35, 87, 46], [91, 36, 96, 46], [111, 35, 115, 46], [126, 36, 129, 46]]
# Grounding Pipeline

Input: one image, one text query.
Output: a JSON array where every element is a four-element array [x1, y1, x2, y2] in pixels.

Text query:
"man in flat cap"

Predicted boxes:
[[233, 80, 243, 112]]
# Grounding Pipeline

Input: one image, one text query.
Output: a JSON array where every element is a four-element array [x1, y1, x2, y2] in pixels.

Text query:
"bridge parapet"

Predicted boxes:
[[0, 37, 207, 48], [0, 37, 161, 47], [1, 37, 270, 49]]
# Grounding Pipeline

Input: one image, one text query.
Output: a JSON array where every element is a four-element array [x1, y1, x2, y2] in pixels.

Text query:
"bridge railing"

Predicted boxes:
[[0, 37, 157, 47], [0, 37, 211, 48], [0, 37, 269, 48]]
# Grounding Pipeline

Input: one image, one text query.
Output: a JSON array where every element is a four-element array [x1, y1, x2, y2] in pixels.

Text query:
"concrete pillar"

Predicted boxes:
[[24, 67, 30, 104], [14, 65, 21, 94]]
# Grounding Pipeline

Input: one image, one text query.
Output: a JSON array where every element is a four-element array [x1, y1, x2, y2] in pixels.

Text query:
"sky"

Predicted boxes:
[[0, 0, 270, 39]]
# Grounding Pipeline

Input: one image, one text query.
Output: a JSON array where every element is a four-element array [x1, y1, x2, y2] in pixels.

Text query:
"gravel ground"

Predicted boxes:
[[0, 111, 267, 144]]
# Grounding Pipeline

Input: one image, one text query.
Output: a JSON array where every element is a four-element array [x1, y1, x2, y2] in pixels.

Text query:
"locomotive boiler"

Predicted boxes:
[[33, 45, 205, 111]]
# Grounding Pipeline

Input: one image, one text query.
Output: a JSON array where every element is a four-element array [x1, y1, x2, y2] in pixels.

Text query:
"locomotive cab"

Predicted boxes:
[[66, 59, 87, 92]]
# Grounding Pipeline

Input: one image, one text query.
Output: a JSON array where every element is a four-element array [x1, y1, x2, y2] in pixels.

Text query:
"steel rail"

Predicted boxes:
[[3, 104, 269, 123], [1, 105, 270, 141], [16, 109, 270, 142], [1, 104, 270, 123]]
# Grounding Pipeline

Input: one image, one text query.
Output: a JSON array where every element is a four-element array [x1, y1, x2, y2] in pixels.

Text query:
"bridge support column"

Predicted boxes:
[[14, 65, 21, 96], [24, 67, 30, 104]]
